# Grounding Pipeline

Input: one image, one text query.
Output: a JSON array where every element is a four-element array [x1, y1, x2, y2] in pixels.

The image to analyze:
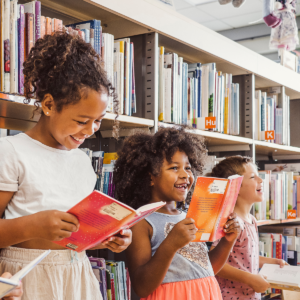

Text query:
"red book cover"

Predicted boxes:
[[111, 275, 115, 300], [274, 234, 283, 293], [126, 267, 131, 300], [186, 175, 243, 242], [53, 190, 165, 252]]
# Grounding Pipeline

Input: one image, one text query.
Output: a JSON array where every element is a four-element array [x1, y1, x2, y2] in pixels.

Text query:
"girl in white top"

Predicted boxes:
[[0, 31, 131, 300]]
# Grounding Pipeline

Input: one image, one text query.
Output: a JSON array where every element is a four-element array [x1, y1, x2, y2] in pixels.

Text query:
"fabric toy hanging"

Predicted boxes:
[[263, 0, 299, 51], [218, 0, 246, 8]]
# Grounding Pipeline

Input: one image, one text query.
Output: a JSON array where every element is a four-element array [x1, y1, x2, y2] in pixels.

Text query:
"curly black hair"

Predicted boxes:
[[113, 127, 207, 209], [23, 30, 119, 134]]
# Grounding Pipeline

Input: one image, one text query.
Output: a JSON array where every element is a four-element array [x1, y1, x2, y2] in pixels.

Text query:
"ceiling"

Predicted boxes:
[[173, 0, 300, 32]]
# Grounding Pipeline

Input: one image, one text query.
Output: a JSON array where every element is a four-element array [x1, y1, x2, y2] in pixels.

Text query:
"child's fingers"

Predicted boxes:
[[224, 220, 240, 230], [182, 218, 195, 225], [224, 219, 237, 228], [106, 236, 130, 246], [228, 212, 237, 220], [120, 229, 132, 237], [224, 223, 240, 233]]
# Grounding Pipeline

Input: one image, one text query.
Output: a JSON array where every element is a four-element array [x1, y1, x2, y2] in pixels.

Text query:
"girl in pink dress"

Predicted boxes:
[[210, 156, 288, 300]]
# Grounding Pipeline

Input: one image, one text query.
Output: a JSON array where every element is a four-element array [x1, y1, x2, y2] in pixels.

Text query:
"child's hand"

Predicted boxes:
[[31, 210, 80, 241], [249, 274, 270, 293], [275, 259, 289, 268], [102, 229, 132, 253], [1, 272, 23, 300], [165, 218, 197, 251], [223, 213, 241, 243]]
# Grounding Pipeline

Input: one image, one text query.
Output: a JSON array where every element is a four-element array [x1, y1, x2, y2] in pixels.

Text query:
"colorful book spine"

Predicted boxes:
[[35, 1, 41, 41], [18, 4, 24, 94], [25, 13, 34, 56], [45, 17, 52, 35]]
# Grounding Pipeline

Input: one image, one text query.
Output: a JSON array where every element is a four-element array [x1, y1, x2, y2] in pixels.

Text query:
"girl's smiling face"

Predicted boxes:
[[238, 163, 264, 204], [42, 89, 108, 150], [150, 150, 194, 203]]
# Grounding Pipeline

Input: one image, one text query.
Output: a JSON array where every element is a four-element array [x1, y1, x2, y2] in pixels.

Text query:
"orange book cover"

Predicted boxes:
[[45, 17, 52, 35], [53, 190, 165, 252], [186, 175, 243, 242], [53, 18, 62, 32], [40, 16, 46, 38]]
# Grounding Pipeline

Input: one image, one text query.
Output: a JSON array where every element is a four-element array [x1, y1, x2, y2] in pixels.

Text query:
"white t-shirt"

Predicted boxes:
[[0, 133, 97, 219]]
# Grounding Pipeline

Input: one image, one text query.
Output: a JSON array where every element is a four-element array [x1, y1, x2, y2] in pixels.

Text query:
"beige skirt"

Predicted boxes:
[[0, 247, 103, 300]]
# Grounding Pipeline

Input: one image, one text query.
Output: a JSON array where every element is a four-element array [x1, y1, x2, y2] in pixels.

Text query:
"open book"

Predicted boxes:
[[260, 264, 300, 292], [54, 190, 165, 252], [186, 175, 243, 242], [0, 250, 50, 298]]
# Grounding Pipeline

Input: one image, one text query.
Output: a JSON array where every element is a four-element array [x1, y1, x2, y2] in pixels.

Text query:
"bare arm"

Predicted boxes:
[[0, 191, 37, 247], [259, 256, 288, 268], [0, 191, 79, 248], [208, 238, 235, 274], [126, 218, 196, 298]]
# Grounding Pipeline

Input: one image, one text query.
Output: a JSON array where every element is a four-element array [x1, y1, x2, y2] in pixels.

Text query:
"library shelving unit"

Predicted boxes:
[[1, 0, 300, 298]]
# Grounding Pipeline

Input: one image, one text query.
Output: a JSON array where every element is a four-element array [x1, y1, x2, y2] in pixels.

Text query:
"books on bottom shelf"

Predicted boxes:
[[158, 46, 240, 135], [254, 87, 290, 146], [88, 257, 131, 300], [254, 170, 300, 221]]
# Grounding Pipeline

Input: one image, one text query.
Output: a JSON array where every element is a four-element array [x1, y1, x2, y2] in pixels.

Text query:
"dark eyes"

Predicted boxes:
[[76, 120, 102, 125], [170, 166, 191, 171]]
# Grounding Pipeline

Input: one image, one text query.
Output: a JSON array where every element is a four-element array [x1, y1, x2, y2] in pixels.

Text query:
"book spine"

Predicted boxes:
[[40, 15, 45, 39], [3, 0, 10, 92], [26, 13, 34, 56], [18, 4, 24, 94], [35, 1, 41, 41], [45, 17, 51, 35], [10, 0, 16, 93]]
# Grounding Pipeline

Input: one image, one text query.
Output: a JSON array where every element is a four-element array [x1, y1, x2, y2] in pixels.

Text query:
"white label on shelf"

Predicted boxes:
[[209, 180, 227, 194], [100, 203, 132, 221]]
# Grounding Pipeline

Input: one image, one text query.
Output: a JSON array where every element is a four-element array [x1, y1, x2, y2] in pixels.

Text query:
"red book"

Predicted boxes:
[[111, 275, 115, 300], [274, 234, 283, 293], [53, 190, 165, 252]]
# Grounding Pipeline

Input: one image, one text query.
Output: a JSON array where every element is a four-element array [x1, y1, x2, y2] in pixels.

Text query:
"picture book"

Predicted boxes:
[[260, 264, 300, 292], [0, 250, 50, 298], [186, 175, 243, 242], [53, 190, 165, 252]]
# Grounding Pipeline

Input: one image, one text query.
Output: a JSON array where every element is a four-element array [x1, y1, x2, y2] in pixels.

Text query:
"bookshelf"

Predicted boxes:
[[257, 218, 300, 227], [1, 1, 300, 298]]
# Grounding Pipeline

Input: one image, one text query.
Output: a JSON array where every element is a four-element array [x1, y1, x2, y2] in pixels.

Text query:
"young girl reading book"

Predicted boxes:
[[0, 31, 131, 300], [113, 127, 242, 300], [210, 156, 288, 300]]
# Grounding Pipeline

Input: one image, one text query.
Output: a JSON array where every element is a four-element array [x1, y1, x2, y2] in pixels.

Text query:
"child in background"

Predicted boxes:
[[0, 272, 23, 300], [0, 31, 131, 300], [210, 156, 288, 300], [113, 127, 242, 300]]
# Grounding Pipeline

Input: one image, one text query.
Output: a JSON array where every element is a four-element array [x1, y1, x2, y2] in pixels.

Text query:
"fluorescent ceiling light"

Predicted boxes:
[[184, 0, 217, 5]]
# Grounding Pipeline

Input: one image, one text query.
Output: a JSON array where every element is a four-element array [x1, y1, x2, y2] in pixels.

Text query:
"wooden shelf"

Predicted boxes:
[[257, 218, 300, 226], [0, 99, 154, 132]]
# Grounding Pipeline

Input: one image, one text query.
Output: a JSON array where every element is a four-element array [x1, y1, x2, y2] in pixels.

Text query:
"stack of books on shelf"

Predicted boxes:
[[66, 23, 136, 116], [158, 46, 240, 135], [254, 87, 290, 145], [80, 149, 116, 197], [1, 0, 63, 95], [254, 170, 300, 221], [1, 0, 136, 116], [88, 257, 131, 300]]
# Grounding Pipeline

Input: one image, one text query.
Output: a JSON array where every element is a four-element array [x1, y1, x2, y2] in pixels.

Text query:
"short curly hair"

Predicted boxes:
[[23, 30, 118, 130], [113, 127, 207, 209]]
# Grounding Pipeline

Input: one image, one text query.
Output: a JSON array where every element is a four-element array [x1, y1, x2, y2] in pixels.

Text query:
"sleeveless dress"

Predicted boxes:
[[142, 211, 222, 300]]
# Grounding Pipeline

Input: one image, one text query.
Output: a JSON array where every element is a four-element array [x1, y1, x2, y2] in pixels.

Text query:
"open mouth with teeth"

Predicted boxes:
[[174, 183, 189, 191], [70, 135, 85, 144]]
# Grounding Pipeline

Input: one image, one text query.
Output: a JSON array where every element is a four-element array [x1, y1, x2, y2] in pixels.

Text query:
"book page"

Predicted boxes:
[[0, 279, 17, 298], [260, 264, 300, 286]]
